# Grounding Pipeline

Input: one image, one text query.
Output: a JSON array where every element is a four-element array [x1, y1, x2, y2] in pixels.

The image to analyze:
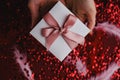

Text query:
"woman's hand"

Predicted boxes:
[[73, 0, 96, 30]]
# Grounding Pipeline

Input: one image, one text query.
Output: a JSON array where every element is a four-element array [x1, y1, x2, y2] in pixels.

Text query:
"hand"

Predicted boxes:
[[72, 0, 96, 32]]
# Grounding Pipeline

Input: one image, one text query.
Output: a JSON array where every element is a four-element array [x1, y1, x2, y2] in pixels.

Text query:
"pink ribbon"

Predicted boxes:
[[41, 13, 85, 50]]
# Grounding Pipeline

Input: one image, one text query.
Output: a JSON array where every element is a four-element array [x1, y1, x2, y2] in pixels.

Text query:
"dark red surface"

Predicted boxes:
[[0, 0, 120, 80]]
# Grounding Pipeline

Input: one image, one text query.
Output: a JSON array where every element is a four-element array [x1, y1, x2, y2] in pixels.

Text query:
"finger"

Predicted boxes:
[[28, 0, 41, 26], [34, 0, 45, 5], [28, 0, 40, 16], [87, 13, 96, 30], [75, 13, 86, 23], [86, 12, 96, 35]]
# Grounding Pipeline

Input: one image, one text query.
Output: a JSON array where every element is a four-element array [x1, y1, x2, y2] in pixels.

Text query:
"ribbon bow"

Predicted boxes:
[[41, 13, 85, 50]]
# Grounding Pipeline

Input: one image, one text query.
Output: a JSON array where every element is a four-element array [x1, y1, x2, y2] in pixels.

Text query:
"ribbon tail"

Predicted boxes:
[[62, 35, 78, 50], [45, 30, 59, 50], [62, 31, 85, 49], [65, 31, 85, 44]]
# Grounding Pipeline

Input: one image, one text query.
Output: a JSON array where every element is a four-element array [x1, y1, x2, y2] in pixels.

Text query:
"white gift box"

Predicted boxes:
[[30, 1, 90, 61]]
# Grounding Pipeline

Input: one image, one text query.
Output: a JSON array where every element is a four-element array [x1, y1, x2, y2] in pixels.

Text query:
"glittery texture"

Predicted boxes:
[[0, 0, 120, 80], [95, 0, 120, 27]]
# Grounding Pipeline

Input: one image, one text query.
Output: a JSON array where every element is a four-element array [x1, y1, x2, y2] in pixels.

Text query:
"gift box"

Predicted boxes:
[[30, 1, 90, 61]]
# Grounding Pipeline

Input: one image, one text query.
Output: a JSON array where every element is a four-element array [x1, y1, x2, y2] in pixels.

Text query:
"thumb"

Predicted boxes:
[[87, 13, 96, 30], [87, 13, 96, 35], [28, 0, 41, 27]]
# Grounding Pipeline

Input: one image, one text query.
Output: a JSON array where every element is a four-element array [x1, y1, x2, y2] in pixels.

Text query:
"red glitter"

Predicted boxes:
[[0, 0, 120, 80]]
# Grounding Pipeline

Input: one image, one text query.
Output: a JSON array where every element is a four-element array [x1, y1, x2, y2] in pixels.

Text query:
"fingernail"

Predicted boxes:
[[89, 31, 93, 35]]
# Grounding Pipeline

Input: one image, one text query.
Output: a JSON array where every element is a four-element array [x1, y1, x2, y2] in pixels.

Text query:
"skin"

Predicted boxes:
[[28, 0, 96, 34]]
